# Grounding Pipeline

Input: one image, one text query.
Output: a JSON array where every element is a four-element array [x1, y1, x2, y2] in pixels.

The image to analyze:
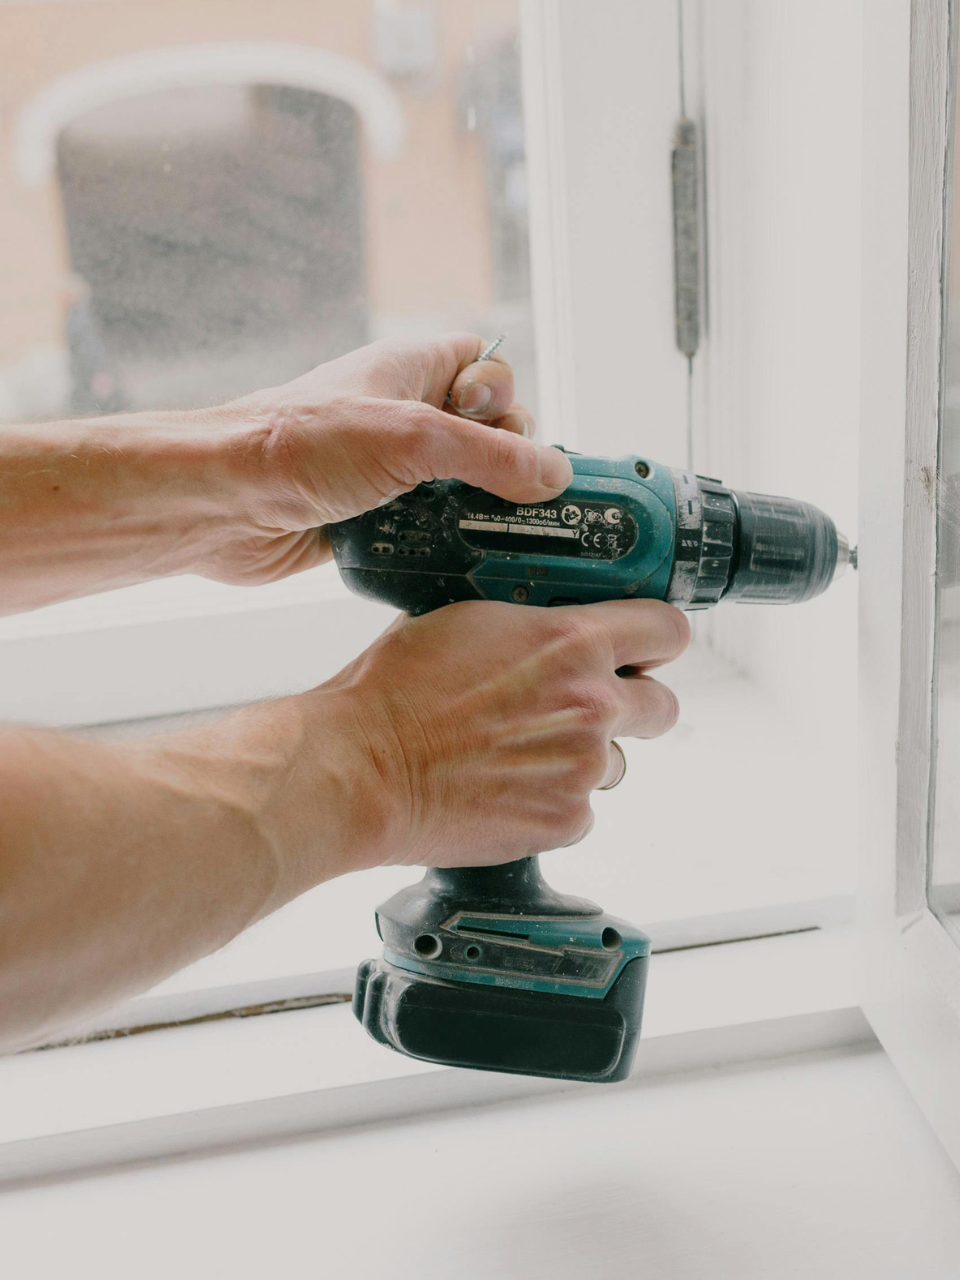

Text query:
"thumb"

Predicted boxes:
[[405, 408, 573, 502]]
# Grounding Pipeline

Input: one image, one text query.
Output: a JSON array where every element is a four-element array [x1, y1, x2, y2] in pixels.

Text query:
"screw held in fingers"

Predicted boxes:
[[446, 334, 507, 405], [477, 334, 506, 363]]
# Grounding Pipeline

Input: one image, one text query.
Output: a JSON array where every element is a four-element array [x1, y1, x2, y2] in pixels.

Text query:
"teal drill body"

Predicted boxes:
[[330, 451, 843, 617], [464, 452, 678, 607], [331, 452, 850, 1083], [382, 905, 651, 1002]]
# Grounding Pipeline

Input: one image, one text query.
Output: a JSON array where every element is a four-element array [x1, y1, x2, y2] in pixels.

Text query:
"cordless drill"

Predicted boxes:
[[330, 452, 854, 1083]]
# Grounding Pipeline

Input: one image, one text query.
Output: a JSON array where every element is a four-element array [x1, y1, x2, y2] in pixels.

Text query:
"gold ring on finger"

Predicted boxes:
[[598, 740, 627, 791]]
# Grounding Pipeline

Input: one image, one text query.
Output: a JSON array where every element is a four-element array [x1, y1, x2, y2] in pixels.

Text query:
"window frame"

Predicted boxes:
[[857, 0, 960, 1171], [36, 0, 860, 1025], [0, 0, 880, 1186], [0, 924, 864, 1186]]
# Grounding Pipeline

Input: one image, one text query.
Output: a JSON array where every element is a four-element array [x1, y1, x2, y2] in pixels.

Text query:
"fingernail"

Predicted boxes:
[[538, 446, 573, 491], [458, 383, 492, 414]]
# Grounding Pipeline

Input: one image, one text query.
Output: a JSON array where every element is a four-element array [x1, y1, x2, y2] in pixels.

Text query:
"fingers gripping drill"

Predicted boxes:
[[330, 433, 855, 1083]]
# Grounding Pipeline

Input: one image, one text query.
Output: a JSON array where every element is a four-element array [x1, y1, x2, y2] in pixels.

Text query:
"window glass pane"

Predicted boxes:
[[1, 0, 533, 424], [0, 0, 534, 728], [930, 54, 960, 936]]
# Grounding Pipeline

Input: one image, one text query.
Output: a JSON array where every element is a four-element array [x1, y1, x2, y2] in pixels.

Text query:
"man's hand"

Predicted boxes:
[[0, 596, 688, 1051], [322, 598, 690, 869], [0, 331, 688, 1055], [207, 333, 572, 584], [0, 333, 572, 612]]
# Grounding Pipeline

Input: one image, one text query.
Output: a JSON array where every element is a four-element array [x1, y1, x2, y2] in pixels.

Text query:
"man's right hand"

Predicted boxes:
[[315, 597, 690, 871], [0, 594, 687, 1052]]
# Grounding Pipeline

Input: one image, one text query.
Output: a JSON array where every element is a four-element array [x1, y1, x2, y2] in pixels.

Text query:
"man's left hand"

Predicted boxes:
[[203, 333, 573, 585]]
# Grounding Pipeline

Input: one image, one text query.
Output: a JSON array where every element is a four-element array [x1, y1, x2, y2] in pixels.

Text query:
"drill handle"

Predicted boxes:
[[422, 858, 600, 918]]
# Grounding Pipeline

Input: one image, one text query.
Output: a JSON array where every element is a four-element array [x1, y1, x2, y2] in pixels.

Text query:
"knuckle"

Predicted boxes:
[[549, 612, 607, 660], [488, 428, 536, 484], [557, 801, 595, 848], [668, 604, 692, 653], [572, 742, 610, 790], [568, 682, 618, 729], [394, 403, 441, 470], [399, 399, 436, 438], [439, 330, 482, 359], [644, 599, 691, 656], [641, 680, 680, 735], [258, 407, 310, 477], [657, 688, 680, 732]]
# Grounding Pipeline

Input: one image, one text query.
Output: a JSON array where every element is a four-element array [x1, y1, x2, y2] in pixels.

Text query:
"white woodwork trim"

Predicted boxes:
[[0, 926, 867, 1187], [858, 0, 960, 1169], [13, 42, 406, 186], [520, 0, 688, 462], [896, 0, 947, 919], [1, 1010, 872, 1190], [68, 894, 854, 1042], [520, 0, 577, 449], [0, 584, 394, 727]]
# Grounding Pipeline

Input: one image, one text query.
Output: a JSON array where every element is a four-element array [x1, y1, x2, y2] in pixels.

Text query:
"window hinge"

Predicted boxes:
[[672, 115, 701, 360]]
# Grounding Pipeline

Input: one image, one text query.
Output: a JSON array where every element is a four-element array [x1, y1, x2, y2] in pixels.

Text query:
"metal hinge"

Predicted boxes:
[[672, 115, 701, 359]]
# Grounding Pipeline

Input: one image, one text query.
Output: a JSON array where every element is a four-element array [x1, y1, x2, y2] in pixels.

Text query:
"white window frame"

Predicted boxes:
[[857, 0, 960, 1169], [0, 0, 880, 1186]]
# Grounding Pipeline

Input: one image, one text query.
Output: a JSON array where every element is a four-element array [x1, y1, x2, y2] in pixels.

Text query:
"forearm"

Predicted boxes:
[[0, 408, 251, 614], [0, 690, 386, 1053]]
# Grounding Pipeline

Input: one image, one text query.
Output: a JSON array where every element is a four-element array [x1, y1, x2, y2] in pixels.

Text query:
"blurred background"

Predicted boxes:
[[0, 0, 534, 421]]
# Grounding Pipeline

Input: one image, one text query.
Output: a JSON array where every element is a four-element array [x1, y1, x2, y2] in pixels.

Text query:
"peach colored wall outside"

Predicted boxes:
[[0, 0, 517, 363]]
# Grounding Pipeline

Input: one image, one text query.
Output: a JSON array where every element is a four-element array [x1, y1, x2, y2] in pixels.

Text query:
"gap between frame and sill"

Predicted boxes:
[[0, 924, 869, 1188], [55, 892, 854, 1044]]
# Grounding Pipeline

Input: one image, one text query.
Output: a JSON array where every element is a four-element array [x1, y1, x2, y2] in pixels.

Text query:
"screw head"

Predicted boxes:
[[512, 585, 530, 603], [634, 461, 651, 478]]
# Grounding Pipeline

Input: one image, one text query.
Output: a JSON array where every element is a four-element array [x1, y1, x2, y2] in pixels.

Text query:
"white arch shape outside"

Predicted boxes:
[[13, 41, 406, 186]]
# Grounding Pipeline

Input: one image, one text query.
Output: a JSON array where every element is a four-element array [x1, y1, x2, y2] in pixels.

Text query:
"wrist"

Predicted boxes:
[[91, 406, 253, 577], [141, 687, 402, 918], [0, 408, 251, 609], [275, 687, 404, 885]]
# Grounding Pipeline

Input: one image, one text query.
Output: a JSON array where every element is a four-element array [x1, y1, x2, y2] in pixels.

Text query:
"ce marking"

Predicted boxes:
[[581, 530, 622, 552]]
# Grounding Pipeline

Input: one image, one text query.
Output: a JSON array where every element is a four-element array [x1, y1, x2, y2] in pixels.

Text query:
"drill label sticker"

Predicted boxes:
[[457, 495, 638, 561]]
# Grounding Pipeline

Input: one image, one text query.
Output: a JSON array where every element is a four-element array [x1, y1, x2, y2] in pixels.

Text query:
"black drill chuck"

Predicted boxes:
[[665, 472, 851, 609]]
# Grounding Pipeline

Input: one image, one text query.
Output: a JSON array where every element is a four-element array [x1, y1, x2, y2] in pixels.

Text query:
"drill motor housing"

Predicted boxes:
[[330, 451, 845, 616]]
